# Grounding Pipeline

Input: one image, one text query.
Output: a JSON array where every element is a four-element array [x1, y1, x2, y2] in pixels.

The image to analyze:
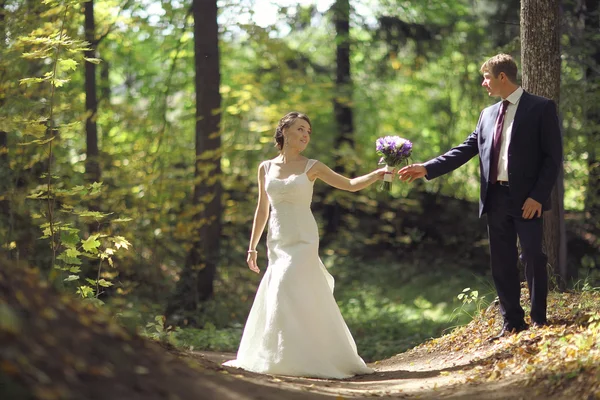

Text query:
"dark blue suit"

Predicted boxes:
[[423, 91, 562, 327]]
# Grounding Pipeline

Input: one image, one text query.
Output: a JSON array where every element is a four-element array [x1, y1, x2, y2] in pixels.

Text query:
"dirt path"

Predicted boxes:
[[195, 346, 553, 399]]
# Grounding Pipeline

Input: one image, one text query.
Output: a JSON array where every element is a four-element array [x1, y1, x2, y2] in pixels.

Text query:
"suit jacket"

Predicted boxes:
[[423, 91, 563, 218]]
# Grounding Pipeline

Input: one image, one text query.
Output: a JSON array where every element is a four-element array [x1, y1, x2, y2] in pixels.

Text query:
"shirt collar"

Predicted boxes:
[[504, 86, 524, 105]]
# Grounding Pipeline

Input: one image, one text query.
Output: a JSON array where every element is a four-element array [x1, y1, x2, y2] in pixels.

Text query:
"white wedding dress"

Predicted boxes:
[[223, 159, 373, 379]]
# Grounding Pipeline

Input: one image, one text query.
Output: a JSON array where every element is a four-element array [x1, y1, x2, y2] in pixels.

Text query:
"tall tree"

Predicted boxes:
[[100, 60, 110, 105], [84, 0, 100, 184], [166, 0, 222, 324], [0, 0, 9, 248], [584, 0, 600, 236], [520, 0, 570, 287], [0, 0, 7, 174], [325, 0, 354, 238]]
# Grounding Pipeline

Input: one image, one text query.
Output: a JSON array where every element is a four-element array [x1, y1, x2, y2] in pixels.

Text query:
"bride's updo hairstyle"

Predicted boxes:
[[274, 112, 311, 151]]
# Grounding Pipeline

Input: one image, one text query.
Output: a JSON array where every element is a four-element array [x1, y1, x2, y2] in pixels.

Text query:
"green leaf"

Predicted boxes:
[[84, 57, 102, 64], [57, 252, 82, 265], [42, 226, 53, 238], [51, 78, 70, 87], [27, 191, 47, 199], [69, 266, 81, 273], [58, 58, 78, 71], [86, 278, 96, 286], [61, 231, 80, 247], [76, 285, 95, 298], [89, 182, 103, 195], [76, 210, 113, 219], [18, 137, 55, 146], [66, 185, 87, 195], [64, 275, 79, 282], [97, 279, 113, 288], [19, 77, 45, 86], [82, 234, 101, 253], [112, 218, 133, 223], [66, 248, 81, 258]]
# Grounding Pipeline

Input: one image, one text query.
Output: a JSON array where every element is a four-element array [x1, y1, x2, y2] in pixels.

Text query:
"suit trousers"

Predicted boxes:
[[485, 184, 548, 326]]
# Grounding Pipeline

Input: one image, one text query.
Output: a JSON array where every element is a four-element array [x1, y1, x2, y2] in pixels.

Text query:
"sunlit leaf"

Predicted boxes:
[[89, 182, 103, 195], [58, 58, 78, 71], [112, 218, 133, 223], [76, 210, 113, 219], [97, 279, 113, 288], [19, 77, 45, 86], [76, 285, 94, 298], [64, 275, 79, 282], [111, 236, 131, 250], [82, 234, 101, 253]]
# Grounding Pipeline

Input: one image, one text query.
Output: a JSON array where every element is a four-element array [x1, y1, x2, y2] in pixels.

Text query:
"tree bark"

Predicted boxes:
[[166, 0, 222, 325], [584, 0, 600, 236], [325, 0, 354, 239], [84, 0, 100, 184], [100, 60, 111, 105], [0, 0, 9, 241], [521, 0, 570, 288]]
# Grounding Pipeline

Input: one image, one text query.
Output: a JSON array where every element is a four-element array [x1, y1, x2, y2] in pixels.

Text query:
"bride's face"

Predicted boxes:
[[283, 119, 312, 152]]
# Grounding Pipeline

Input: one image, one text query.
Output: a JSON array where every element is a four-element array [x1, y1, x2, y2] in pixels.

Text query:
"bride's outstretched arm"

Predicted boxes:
[[247, 162, 270, 273], [308, 161, 387, 192]]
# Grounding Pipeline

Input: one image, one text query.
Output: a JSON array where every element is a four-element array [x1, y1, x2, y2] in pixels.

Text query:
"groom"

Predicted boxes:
[[398, 54, 562, 339]]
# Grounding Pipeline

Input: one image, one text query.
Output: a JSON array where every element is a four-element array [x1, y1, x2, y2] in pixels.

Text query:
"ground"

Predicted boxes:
[[191, 344, 555, 400], [2, 258, 598, 400]]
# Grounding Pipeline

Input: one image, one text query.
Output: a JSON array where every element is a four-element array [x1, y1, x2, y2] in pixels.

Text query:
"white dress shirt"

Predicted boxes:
[[495, 86, 523, 182]]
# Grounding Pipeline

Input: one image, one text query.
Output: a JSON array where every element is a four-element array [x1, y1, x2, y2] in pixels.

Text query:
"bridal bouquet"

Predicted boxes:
[[376, 136, 413, 192]]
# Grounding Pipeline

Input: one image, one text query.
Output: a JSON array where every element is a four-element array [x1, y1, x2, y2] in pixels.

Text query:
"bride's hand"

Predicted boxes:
[[376, 166, 393, 180], [247, 251, 260, 273]]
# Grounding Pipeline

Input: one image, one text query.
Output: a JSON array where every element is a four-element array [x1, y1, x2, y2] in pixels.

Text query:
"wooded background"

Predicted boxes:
[[1, 0, 598, 361]]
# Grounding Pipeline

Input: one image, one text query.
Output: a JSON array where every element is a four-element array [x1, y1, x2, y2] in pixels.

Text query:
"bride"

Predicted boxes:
[[223, 112, 387, 379]]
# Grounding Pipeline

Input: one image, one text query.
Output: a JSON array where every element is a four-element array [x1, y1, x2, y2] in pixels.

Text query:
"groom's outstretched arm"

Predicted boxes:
[[422, 111, 483, 180]]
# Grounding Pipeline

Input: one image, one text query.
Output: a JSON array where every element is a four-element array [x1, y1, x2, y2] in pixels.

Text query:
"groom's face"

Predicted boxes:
[[481, 71, 501, 97]]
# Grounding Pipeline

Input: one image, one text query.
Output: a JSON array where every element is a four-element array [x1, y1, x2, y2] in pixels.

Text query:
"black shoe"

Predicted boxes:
[[532, 320, 548, 328], [488, 322, 529, 342]]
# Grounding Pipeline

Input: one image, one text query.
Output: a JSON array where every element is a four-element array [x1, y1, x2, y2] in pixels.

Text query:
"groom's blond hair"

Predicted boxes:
[[480, 54, 518, 83]]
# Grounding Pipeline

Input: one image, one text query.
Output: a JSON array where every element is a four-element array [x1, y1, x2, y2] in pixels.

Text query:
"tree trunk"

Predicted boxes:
[[100, 60, 111, 105], [84, 0, 100, 184], [585, 0, 600, 236], [521, 0, 570, 288], [325, 0, 354, 239], [166, 0, 222, 325], [0, 0, 9, 247]]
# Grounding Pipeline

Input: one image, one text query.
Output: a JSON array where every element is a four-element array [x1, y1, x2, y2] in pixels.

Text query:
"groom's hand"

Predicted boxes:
[[522, 197, 542, 219], [398, 164, 427, 183]]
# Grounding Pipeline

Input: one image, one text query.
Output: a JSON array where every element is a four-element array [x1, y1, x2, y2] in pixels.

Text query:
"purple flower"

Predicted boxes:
[[375, 135, 413, 192], [375, 136, 413, 167]]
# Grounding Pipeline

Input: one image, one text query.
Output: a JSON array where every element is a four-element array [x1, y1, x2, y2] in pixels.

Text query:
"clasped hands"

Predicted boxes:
[[397, 164, 542, 220]]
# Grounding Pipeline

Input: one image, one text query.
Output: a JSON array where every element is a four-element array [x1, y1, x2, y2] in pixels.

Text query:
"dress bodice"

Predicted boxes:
[[264, 159, 317, 209]]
